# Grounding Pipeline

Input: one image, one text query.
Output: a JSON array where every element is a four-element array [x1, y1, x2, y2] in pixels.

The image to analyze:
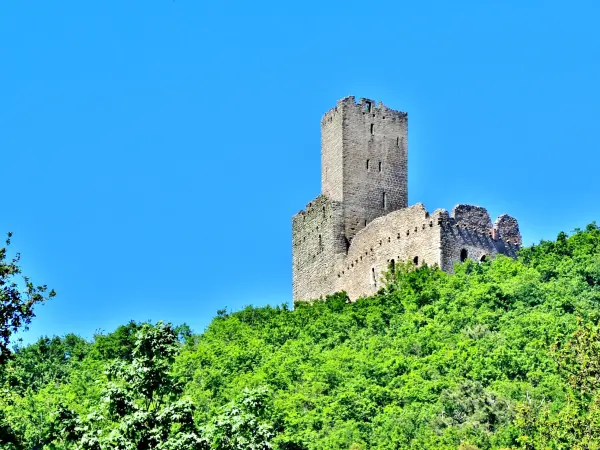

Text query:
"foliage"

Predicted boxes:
[[204, 386, 274, 450], [3, 334, 90, 395], [90, 321, 145, 362], [0, 232, 55, 365], [2, 223, 600, 448], [50, 321, 209, 449], [513, 320, 600, 449]]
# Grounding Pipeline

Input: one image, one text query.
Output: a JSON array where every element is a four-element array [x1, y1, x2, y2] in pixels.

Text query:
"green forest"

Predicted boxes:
[[2, 224, 600, 449]]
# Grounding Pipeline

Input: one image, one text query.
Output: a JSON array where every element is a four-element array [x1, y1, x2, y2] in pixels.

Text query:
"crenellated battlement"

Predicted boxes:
[[292, 96, 522, 302], [321, 96, 407, 125]]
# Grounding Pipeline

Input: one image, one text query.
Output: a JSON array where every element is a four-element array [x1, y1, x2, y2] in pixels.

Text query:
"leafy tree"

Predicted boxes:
[[0, 232, 55, 365], [514, 320, 600, 449], [0, 408, 19, 450], [205, 386, 274, 450], [91, 320, 146, 362], [3, 334, 89, 395], [52, 321, 209, 449]]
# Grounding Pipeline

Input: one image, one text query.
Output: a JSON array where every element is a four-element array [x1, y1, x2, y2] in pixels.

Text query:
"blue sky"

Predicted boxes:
[[2, 1, 599, 343]]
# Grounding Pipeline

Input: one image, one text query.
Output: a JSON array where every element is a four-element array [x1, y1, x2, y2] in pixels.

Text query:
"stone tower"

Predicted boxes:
[[292, 96, 521, 302], [321, 96, 408, 242]]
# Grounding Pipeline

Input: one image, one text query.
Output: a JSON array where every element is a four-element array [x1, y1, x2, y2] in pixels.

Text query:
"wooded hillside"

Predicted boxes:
[[3, 224, 600, 449]]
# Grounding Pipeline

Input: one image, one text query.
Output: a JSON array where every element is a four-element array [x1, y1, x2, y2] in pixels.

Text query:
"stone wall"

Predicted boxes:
[[292, 200, 522, 301], [321, 96, 408, 242], [439, 206, 520, 272], [321, 102, 344, 202], [495, 215, 522, 247], [292, 195, 345, 301], [333, 203, 442, 299]]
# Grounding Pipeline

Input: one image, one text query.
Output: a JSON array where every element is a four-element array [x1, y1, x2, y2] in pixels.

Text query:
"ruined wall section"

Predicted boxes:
[[321, 96, 408, 242], [293, 201, 522, 302], [439, 205, 521, 272], [495, 215, 522, 247], [292, 195, 345, 301], [334, 204, 442, 300]]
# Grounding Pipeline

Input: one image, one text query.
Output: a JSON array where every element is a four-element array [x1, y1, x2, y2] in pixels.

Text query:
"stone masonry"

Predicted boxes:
[[292, 96, 521, 301]]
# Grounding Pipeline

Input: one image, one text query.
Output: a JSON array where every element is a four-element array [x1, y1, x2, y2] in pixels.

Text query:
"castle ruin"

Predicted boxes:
[[292, 96, 521, 301]]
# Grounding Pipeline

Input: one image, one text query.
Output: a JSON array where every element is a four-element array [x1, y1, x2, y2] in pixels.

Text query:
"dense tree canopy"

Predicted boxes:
[[2, 224, 600, 449]]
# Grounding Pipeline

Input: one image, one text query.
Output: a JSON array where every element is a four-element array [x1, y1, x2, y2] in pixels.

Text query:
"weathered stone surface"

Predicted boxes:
[[292, 97, 522, 302], [495, 214, 522, 247]]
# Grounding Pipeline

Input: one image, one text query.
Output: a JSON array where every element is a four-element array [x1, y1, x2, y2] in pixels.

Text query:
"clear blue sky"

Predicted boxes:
[[2, 1, 599, 343]]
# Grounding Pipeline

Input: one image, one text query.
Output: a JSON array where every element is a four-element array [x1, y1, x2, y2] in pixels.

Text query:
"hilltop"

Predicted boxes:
[[2, 224, 600, 449]]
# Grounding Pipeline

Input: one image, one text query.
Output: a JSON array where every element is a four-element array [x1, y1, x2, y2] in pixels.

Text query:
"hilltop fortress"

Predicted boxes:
[[292, 96, 521, 301]]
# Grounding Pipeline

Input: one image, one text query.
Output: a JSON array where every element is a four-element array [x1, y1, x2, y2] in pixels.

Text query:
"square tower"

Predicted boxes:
[[321, 96, 408, 242]]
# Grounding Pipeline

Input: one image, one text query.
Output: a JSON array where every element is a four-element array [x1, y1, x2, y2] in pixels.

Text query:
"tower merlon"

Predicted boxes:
[[321, 96, 408, 124]]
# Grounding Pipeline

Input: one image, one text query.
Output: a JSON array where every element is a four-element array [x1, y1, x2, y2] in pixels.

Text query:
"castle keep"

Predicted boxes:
[[292, 96, 521, 301]]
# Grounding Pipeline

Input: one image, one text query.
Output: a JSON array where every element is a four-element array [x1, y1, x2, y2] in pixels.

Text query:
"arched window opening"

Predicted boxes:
[[390, 259, 396, 274], [364, 219, 367, 227], [371, 267, 377, 286], [370, 124, 375, 135], [378, 161, 382, 172], [366, 159, 370, 170], [480, 255, 487, 263], [396, 136, 400, 147], [460, 249, 468, 262], [413, 256, 419, 266]]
